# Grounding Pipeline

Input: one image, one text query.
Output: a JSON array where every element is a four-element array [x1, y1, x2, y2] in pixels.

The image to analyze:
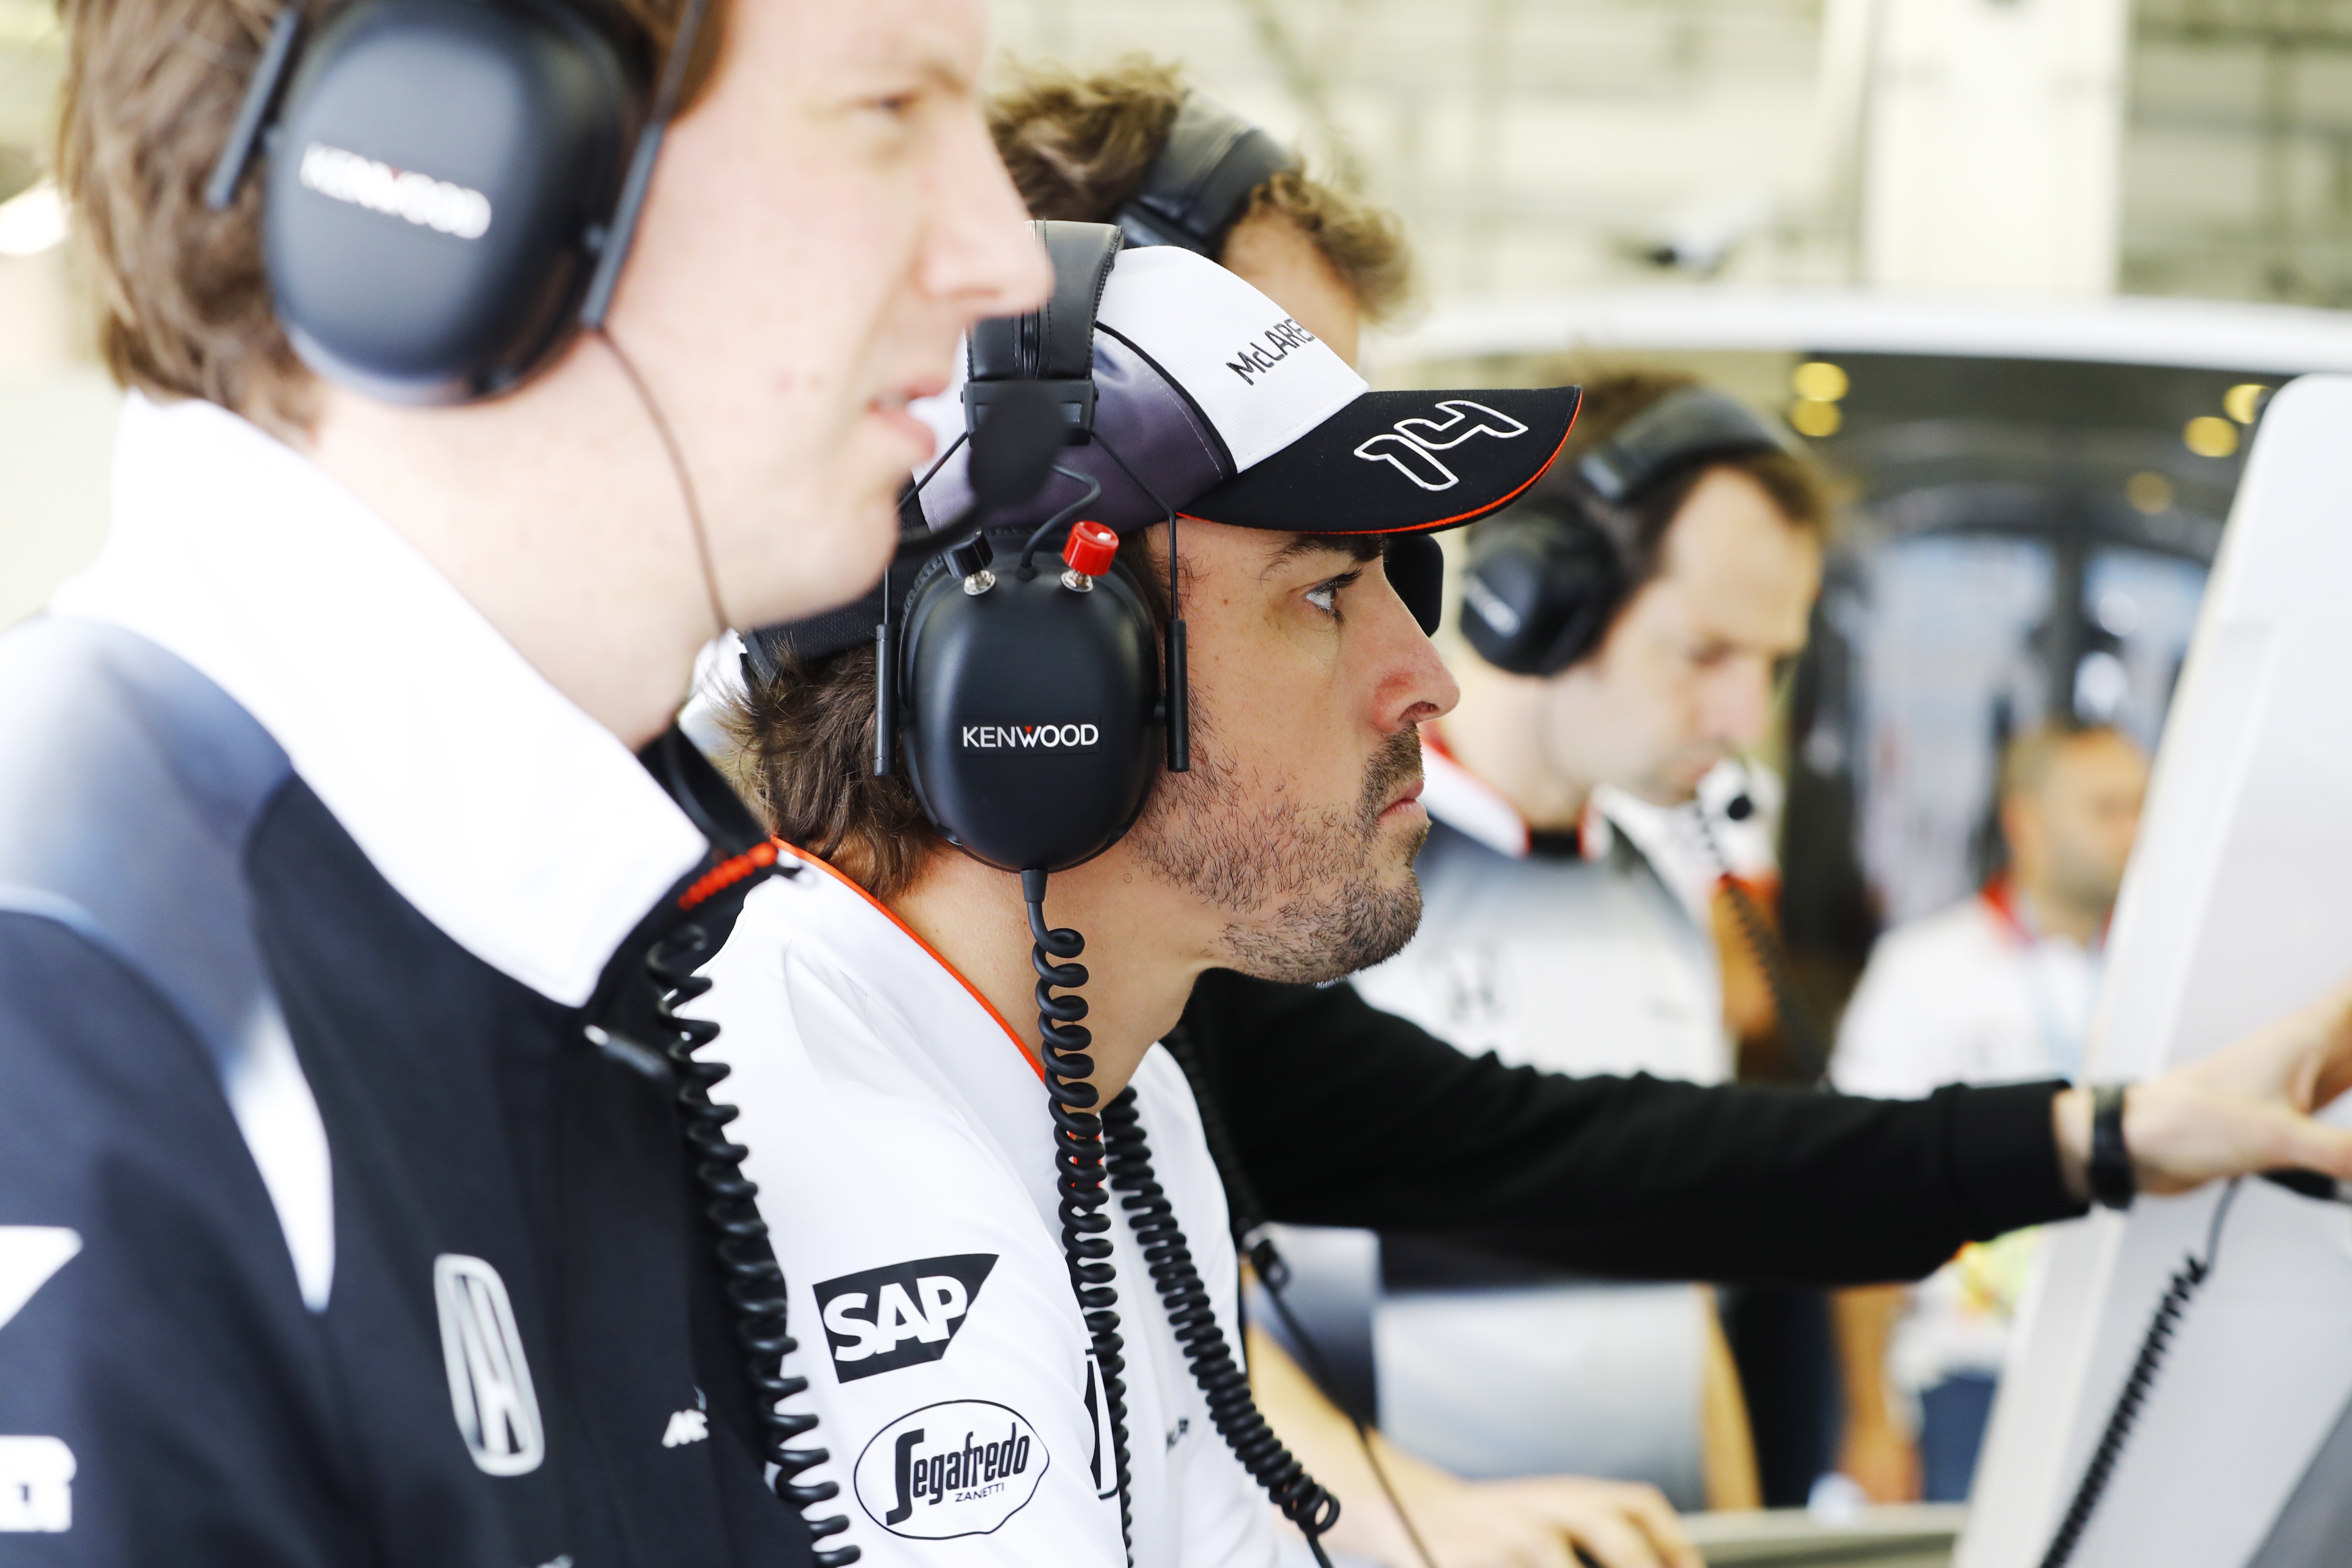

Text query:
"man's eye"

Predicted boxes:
[[1304, 570, 1361, 618]]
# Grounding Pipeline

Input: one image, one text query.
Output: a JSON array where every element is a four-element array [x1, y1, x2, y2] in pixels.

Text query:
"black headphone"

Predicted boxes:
[[888, 222, 1185, 877], [206, 0, 710, 403], [1458, 386, 1799, 677], [1115, 93, 1301, 258]]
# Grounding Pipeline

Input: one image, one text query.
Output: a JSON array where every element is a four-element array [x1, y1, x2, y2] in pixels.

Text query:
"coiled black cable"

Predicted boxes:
[[1101, 1087, 1344, 1568], [1023, 867, 1135, 1561], [647, 877, 860, 1567], [2037, 1179, 2242, 1568], [1687, 782, 1832, 1081]]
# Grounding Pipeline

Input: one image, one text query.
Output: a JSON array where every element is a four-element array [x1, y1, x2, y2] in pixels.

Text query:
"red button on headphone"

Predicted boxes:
[[1063, 521, 1119, 579]]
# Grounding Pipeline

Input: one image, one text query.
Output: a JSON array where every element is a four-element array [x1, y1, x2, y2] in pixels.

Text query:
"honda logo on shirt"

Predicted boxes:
[[434, 1254, 546, 1476], [816, 1253, 997, 1382]]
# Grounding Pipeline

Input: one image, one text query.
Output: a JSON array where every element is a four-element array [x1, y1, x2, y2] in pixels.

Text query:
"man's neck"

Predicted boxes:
[[891, 849, 1212, 1101], [2015, 880, 2108, 946], [306, 361, 720, 750]]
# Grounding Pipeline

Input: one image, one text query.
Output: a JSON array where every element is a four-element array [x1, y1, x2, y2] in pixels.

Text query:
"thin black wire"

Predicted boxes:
[[1020, 466, 1106, 576], [1101, 1091, 1341, 1568], [1156, 1030, 1439, 1568], [597, 329, 730, 638], [1250, 1252, 1439, 1568], [2037, 1179, 2244, 1568]]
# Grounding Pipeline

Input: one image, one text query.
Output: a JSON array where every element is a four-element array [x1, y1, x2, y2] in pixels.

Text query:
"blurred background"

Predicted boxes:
[[7, 0, 2352, 1556]]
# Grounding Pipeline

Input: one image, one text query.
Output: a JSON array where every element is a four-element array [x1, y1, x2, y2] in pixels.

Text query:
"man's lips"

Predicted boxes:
[[1378, 774, 1427, 820]]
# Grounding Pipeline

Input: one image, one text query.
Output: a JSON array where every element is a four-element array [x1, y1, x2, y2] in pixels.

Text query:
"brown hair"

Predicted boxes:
[[988, 56, 1414, 324], [54, 0, 727, 435], [726, 541, 1173, 899], [1493, 368, 1832, 593]]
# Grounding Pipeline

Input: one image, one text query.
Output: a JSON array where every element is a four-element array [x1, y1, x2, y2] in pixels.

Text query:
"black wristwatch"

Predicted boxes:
[[2089, 1084, 2136, 1210]]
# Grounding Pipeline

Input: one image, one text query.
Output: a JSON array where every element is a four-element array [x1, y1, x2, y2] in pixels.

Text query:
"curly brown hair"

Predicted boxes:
[[988, 56, 1414, 324], [54, 0, 727, 435]]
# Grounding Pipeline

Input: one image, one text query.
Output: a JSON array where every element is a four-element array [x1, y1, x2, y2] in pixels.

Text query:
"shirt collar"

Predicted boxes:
[[50, 394, 709, 1007], [1418, 731, 1610, 862]]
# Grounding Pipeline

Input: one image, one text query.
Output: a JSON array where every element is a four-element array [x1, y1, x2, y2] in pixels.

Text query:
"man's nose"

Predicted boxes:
[[1708, 659, 1776, 749], [923, 115, 1053, 322], [1373, 575, 1458, 732]]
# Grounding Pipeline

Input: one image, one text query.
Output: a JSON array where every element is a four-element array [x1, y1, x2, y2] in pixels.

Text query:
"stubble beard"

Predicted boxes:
[[1129, 715, 1429, 986]]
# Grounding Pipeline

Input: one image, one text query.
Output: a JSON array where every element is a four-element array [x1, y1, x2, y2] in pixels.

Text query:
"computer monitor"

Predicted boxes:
[[1963, 374, 2352, 1568]]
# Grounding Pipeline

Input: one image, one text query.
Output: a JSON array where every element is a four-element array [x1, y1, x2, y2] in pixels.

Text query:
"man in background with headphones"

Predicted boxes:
[[0, 1, 1042, 1564], [983, 61, 2352, 1568]]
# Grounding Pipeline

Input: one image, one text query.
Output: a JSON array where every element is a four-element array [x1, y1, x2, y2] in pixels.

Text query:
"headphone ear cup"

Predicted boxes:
[[1459, 511, 1628, 677], [265, 0, 636, 402], [898, 549, 1163, 873]]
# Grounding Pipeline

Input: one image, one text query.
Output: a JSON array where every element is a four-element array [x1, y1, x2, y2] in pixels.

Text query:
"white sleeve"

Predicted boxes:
[[705, 954, 1127, 1566]]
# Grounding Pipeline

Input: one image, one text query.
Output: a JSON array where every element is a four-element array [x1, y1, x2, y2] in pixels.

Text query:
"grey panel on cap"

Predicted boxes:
[[916, 332, 1233, 537]]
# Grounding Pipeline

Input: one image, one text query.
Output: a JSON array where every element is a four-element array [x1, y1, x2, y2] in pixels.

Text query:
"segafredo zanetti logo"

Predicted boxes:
[[961, 721, 1102, 753], [299, 143, 493, 240], [854, 1401, 1047, 1539]]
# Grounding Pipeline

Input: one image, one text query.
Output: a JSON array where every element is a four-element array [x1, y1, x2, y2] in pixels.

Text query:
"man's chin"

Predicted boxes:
[[1219, 868, 1424, 988]]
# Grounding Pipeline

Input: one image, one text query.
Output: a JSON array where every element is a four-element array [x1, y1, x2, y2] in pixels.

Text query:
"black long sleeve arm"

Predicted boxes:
[[1175, 970, 2087, 1288]]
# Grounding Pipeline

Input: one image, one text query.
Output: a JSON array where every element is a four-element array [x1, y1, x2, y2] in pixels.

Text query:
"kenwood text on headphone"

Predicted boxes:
[[1115, 92, 1301, 259], [1458, 386, 1799, 678], [207, 0, 710, 403]]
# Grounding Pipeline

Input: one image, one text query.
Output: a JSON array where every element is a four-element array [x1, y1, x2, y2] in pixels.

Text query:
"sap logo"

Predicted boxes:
[[1353, 400, 1530, 491], [853, 1401, 1045, 1540], [961, 723, 1101, 753], [433, 1254, 545, 1476], [299, 142, 493, 240], [1224, 317, 1320, 385], [816, 1253, 997, 1383], [0, 1436, 74, 1533]]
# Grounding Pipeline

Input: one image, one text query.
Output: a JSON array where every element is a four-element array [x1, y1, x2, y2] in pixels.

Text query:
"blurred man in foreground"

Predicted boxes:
[[0, 1, 1044, 1561]]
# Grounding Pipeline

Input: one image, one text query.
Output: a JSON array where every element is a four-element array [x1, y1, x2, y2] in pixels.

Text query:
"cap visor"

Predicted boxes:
[[1179, 385, 1580, 534]]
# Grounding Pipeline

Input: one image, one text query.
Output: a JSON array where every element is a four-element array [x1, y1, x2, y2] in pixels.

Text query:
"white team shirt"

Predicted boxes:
[[1834, 885, 2099, 1099], [693, 853, 1280, 1568], [1831, 884, 2101, 1389]]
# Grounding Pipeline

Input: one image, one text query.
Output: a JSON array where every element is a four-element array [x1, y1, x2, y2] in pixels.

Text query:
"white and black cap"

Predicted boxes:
[[906, 243, 1579, 541]]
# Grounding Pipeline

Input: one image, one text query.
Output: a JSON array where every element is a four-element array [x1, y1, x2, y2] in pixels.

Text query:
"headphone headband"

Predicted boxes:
[[1115, 94, 1300, 258], [967, 221, 1123, 440], [1574, 386, 1796, 504], [1460, 386, 1801, 678]]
